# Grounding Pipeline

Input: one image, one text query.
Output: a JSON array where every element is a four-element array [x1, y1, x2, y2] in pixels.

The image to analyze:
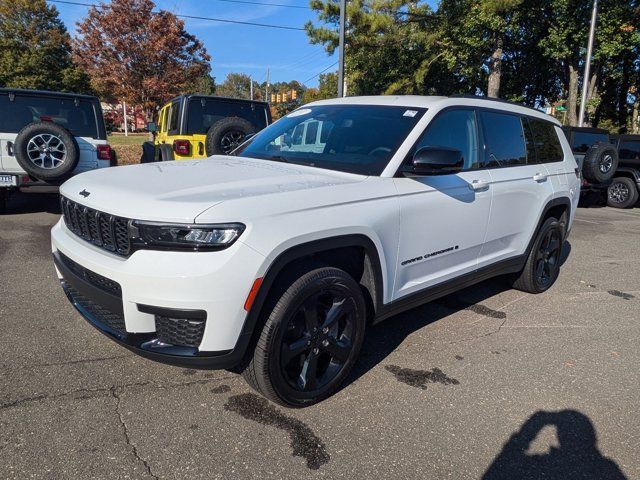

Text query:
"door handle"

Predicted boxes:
[[533, 173, 548, 182], [469, 179, 489, 191]]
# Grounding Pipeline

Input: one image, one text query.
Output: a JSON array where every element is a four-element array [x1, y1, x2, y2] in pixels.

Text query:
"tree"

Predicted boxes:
[[73, 0, 211, 118], [301, 72, 338, 103], [0, 0, 91, 92], [216, 73, 254, 99], [186, 74, 217, 95]]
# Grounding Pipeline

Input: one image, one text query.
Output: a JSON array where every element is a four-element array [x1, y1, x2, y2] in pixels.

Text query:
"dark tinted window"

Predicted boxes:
[[529, 119, 563, 163], [186, 99, 269, 135], [571, 131, 608, 153], [168, 101, 180, 133], [0, 93, 98, 138], [618, 141, 640, 160], [237, 105, 426, 176], [414, 109, 479, 170], [480, 111, 527, 167]]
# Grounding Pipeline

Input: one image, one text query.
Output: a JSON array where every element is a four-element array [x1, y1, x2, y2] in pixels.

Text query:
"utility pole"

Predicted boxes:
[[265, 68, 270, 103], [123, 101, 128, 137], [250, 77, 253, 100], [578, 0, 598, 127], [337, 0, 346, 98]]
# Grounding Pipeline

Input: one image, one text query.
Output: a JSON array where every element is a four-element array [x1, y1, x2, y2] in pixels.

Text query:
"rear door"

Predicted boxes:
[[478, 111, 555, 267]]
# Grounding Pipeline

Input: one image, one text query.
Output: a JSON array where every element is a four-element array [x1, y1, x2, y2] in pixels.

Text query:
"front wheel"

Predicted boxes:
[[607, 177, 638, 209], [242, 267, 366, 407], [511, 217, 564, 294]]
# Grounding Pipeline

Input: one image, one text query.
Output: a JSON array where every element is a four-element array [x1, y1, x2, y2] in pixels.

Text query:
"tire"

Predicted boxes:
[[140, 141, 157, 164], [205, 117, 255, 156], [0, 189, 7, 214], [607, 177, 638, 209], [14, 122, 80, 182], [582, 143, 618, 183], [242, 267, 366, 407], [512, 217, 564, 294]]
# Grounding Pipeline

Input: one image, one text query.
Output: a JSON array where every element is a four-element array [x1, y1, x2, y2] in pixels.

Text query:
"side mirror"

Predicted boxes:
[[409, 146, 464, 175], [147, 122, 157, 133]]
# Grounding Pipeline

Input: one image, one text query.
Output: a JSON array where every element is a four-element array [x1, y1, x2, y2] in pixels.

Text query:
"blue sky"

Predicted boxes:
[[51, 0, 438, 88]]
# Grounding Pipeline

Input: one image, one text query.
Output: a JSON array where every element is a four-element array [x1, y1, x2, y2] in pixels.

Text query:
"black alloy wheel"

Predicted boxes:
[[533, 227, 561, 290], [242, 267, 366, 407], [280, 290, 357, 392], [220, 130, 246, 154]]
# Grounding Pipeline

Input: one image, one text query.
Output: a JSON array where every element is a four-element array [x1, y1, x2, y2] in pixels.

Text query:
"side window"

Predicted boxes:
[[619, 141, 640, 160], [159, 107, 168, 133], [529, 119, 564, 163], [168, 101, 180, 134], [480, 111, 527, 167], [413, 109, 480, 170]]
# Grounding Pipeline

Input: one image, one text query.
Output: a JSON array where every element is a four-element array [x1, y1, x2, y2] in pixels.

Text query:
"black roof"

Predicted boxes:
[[168, 94, 269, 107], [0, 87, 99, 101]]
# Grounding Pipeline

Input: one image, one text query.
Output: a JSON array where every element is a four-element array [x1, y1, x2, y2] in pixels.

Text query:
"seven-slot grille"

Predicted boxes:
[[61, 196, 131, 256]]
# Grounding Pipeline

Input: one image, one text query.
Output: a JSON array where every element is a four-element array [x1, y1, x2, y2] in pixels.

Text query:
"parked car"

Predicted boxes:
[[607, 134, 640, 208], [561, 126, 619, 204], [0, 88, 111, 212], [52, 96, 579, 406], [142, 95, 271, 163]]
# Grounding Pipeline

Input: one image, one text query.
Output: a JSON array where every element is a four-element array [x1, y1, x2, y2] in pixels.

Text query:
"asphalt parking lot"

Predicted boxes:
[[1, 192, 639, 479]]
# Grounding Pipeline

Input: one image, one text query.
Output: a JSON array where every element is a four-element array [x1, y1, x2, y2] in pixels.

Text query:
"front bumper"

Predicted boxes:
[[51, 218, 266, 368]]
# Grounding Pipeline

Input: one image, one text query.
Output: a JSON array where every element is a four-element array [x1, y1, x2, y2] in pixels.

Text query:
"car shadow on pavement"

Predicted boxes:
[[482, 410, 627, 480], [1, 191, 61, 215], [345, 240, 572, 389]]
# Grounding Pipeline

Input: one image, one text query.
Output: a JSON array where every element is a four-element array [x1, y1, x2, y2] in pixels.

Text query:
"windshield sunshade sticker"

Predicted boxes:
[[403, 110, 418, 117]]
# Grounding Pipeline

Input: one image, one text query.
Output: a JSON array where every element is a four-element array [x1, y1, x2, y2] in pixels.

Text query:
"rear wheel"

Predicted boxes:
[[512, 217, 564, 294], [205, 117, 255, 156], [242, 267, 366, 407], [607, 177, 638, 209]]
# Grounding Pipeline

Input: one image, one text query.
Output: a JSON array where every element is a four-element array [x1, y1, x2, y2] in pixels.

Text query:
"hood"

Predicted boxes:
[[60, 156, 364, 223]]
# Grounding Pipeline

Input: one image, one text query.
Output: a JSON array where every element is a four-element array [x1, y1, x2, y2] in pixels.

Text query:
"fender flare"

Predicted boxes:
[[232, 234, 385, 362], [525, 197, 572, 256]]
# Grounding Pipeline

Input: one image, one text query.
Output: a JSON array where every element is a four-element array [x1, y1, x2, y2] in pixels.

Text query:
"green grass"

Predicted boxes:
[[108, 134, 148, 146]]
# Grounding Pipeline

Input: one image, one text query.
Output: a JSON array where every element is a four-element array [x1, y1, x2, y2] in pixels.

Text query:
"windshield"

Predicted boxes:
[[236, 104, 426, 175]]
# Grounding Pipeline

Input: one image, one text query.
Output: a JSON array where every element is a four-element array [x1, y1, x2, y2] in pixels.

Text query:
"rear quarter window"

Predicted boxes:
[[529, 119, 563, 163], [186, 99, 269, 135], [0, 94, 100, 138]]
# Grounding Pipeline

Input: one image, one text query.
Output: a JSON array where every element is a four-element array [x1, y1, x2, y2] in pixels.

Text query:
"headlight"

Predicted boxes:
[[131, 222, 245, 251]]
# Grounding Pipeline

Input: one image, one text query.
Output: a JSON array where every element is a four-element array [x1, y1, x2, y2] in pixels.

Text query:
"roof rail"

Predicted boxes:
[[451, 94, 543, 114]]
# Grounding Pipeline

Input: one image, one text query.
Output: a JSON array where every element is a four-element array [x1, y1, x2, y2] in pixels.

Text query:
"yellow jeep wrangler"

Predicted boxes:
[[142, 95, 271, 162]]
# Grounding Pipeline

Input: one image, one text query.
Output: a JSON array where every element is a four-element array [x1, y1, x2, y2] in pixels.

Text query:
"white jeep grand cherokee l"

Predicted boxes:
[[52, 96, 579, 406]]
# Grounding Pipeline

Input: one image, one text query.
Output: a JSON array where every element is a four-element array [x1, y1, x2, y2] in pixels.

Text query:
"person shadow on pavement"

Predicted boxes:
[[483, 410, 627, 480]]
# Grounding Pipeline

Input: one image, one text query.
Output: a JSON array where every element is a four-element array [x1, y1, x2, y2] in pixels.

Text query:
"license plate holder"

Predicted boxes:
[[0, 175, 17, 187]]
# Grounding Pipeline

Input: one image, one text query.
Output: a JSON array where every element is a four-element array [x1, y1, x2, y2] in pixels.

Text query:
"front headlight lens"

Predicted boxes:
[[132, 222, 245, 251]]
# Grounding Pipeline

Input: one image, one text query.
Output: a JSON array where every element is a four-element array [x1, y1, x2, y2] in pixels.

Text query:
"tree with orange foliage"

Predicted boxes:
[[73, 0, 211, 119]]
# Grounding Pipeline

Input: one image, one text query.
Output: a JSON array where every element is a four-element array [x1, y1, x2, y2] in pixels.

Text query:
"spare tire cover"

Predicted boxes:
[[14, 121, 80, 182]]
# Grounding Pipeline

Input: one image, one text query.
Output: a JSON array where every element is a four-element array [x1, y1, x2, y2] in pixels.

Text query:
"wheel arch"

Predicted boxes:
[[232, 234, 386, 368], [526, 197, 572, 256]]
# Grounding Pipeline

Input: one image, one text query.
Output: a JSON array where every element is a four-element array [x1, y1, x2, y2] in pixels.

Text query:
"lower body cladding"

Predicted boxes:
[[50, 219, 265, 368]]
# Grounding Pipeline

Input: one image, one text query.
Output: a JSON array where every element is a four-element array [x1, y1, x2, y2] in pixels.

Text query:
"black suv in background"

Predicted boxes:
[[607, 134, 640, 208]]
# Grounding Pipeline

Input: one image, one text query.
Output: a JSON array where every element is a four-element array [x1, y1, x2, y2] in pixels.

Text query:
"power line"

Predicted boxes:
[[302, 62, 338, 84], [47, 0, 306, 31], [211, 0, 310, 10]]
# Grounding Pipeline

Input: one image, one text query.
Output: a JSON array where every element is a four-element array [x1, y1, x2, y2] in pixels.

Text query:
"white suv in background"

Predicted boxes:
[[51, 96, 579, 406], [0, 88, 112, 212]]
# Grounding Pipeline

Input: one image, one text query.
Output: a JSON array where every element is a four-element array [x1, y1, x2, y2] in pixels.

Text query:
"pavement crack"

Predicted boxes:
[[111, 387, 159, 480]]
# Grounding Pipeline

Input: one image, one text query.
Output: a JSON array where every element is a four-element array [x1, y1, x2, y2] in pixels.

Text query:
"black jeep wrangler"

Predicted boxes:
[[607, 134, 640, 208], [562, 126, 619, 205]]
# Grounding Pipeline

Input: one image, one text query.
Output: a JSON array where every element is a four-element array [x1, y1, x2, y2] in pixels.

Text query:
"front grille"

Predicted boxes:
[[66, 284, 126, 334], [156, 316, 206, 348], [61, 196, 131, 256], [59, 252, 122, 297]]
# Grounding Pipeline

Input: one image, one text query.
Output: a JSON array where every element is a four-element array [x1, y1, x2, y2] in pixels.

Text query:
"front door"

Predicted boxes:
[[393, 108, 492, 300]]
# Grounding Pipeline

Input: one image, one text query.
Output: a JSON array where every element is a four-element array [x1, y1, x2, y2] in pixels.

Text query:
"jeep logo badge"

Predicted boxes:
[[79, 189, 90, 198]]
